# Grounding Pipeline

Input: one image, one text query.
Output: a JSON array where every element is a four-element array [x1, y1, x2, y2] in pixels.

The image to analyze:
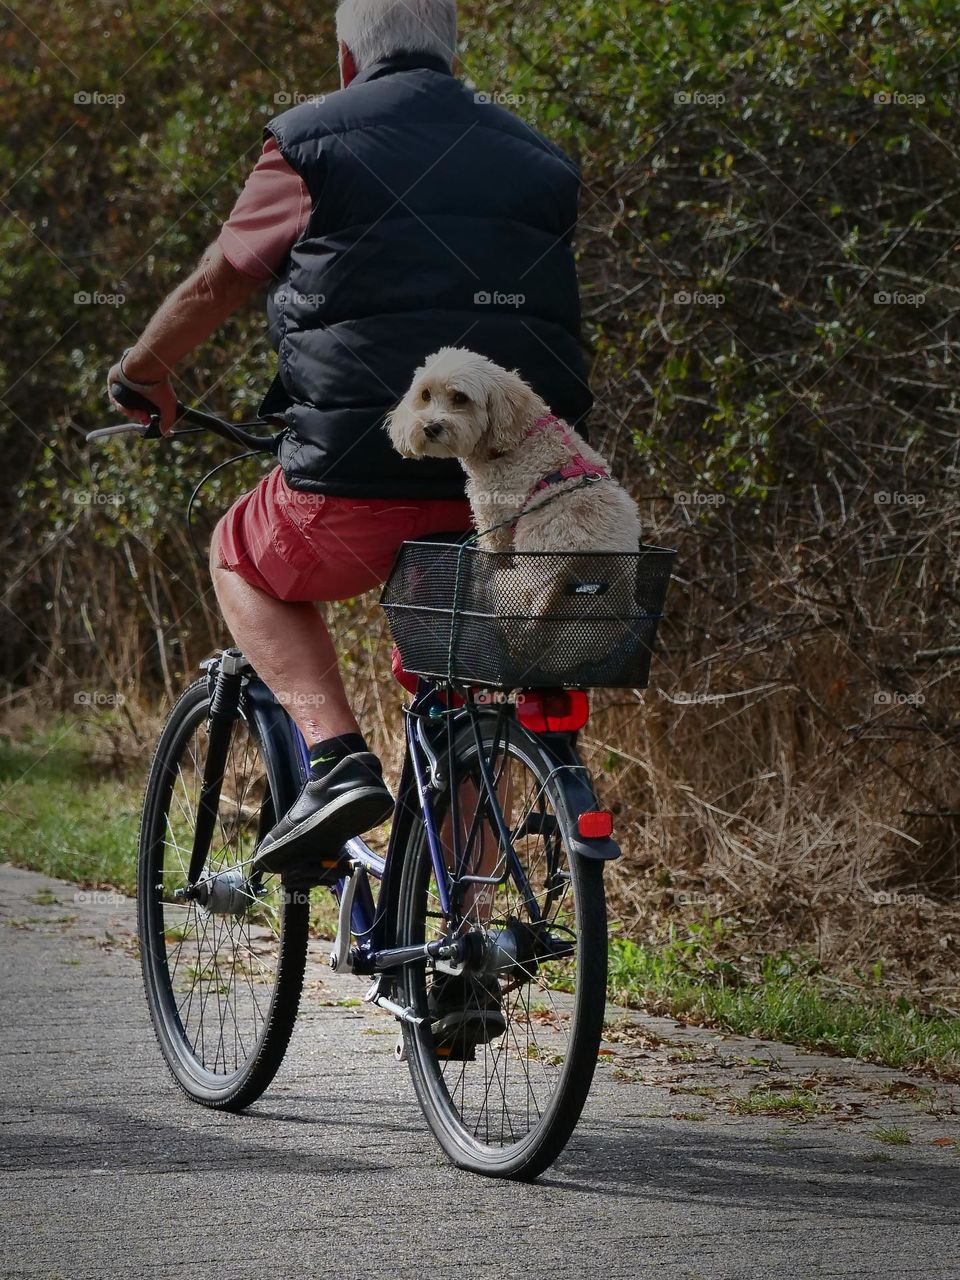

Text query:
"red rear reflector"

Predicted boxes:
[[391, 646, 419, 695], [516, 689, 590, 733], [577, 810, 614, 839]]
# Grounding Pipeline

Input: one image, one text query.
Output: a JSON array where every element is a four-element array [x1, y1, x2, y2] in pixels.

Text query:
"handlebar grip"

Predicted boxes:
[[110, 381, 159, 414], [110, 381, 165, 438]]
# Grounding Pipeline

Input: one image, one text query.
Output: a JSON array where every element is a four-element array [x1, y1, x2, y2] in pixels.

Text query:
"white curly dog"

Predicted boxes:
[[386, 347, 641, 552]]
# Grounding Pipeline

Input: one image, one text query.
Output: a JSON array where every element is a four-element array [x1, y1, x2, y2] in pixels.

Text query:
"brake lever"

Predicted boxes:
[[85, 422, 150, 443]]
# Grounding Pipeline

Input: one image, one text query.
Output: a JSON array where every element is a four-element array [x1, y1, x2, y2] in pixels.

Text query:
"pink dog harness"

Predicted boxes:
[[478, 415, 611, 539], [523, 415, 609, 504]]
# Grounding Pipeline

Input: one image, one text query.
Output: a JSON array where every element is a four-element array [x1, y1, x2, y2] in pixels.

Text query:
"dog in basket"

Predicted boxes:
[[386, 349, 642, 677], [385, 347, 641, 554]]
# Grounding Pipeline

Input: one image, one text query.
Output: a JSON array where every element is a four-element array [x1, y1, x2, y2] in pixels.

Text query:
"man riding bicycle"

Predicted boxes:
[[106, 0, 592, 880]]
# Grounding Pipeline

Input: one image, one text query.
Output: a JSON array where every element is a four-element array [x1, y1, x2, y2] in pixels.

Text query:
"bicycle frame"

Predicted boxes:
[[252, 671, 620, 991], [285, 681, 517, 976]]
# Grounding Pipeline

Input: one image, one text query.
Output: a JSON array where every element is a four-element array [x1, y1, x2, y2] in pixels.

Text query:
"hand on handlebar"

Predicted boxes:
[[89, 380, 281, 454], [106, 360, 179, 435]]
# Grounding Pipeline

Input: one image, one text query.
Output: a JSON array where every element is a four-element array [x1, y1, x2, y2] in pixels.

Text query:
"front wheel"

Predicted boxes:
[[138, 677, 308, 1110], [396, 716, 607, 1179]]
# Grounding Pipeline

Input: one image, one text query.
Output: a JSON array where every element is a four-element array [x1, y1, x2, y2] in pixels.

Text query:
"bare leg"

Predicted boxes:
[[441, 774, 510, 923], [209, 528, 359, 747]]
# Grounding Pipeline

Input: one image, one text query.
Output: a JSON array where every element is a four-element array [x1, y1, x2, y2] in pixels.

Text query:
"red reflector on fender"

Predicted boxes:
[[516, 689, 590, 733], [577, 810, 614, 839]]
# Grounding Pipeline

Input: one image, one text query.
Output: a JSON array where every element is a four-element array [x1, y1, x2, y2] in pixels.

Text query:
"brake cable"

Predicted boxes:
[[186, 447, 262, 568]]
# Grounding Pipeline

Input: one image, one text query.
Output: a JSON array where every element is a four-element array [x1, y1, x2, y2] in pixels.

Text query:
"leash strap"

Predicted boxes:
[[467, 473, 605, 545]]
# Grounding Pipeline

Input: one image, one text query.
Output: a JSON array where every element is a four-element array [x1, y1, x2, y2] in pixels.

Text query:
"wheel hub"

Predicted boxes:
[[192, 866, 256, 917], [481, 917, 549, 979]]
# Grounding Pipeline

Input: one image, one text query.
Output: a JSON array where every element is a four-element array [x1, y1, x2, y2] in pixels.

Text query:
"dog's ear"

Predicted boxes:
[[484, 367, 547, 454], [384, 399, 414, 457]]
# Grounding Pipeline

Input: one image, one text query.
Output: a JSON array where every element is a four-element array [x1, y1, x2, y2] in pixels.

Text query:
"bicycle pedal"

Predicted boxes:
[[281, 860, 350, 892], [433, 1042, 477, 1063]]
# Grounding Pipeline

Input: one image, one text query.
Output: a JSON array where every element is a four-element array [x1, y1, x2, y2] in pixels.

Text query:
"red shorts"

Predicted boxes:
[[215, 466, 473, 603]]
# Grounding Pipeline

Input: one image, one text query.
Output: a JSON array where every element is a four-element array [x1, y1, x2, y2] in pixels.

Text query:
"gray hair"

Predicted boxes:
[[336, 0, 457, 70]]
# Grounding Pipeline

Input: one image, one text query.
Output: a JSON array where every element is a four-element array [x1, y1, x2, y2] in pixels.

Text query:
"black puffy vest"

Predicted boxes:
[[260, 52, 593, 498]]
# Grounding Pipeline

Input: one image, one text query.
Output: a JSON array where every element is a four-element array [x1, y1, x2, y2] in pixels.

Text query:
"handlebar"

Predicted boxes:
[[86, 382, 281, 456]]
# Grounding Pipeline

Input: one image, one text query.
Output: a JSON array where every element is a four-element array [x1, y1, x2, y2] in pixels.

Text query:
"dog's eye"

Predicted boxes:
[[451, 391, 470, 407], [421, 388, 431, 403]]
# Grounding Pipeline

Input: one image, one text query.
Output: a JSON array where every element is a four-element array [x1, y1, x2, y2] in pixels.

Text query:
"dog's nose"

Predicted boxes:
[[423, 421, 446, 441]]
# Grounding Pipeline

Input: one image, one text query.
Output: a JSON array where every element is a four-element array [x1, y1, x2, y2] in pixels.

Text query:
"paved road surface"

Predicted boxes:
[[1, 862, 958, 1279]]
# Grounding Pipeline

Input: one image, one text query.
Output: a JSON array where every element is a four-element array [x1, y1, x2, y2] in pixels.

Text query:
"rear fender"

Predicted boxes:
[[532, 730, 621, 862]]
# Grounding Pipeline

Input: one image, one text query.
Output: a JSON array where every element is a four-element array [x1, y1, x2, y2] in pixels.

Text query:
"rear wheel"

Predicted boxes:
[[397, 716, 607, 1179], [138, 678, 308, 1109]]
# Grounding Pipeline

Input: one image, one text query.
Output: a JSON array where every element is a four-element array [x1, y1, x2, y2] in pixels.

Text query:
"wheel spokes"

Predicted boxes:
[[423, 747, 580, 1147], [157, 717, 283, 1076]]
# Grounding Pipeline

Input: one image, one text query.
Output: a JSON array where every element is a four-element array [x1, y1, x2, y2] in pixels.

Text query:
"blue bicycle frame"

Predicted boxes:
[[247, 671, 620, 997]]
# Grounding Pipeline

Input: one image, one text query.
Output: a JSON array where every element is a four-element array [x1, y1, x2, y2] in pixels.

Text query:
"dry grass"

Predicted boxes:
[[588, 666, 959, 1010]]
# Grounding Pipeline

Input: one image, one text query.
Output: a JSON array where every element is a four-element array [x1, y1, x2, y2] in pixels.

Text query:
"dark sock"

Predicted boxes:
[[309, 733, 370, 781]]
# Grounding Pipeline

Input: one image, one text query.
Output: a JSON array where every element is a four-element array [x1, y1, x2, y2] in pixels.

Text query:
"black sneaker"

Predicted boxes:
[[428, 971, 506, 1059], [252, 752, 393, 877]]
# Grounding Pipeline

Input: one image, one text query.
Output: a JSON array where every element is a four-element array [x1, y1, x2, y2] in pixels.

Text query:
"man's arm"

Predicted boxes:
[[107, 137, 310, 431], [107, 241, 263, 431]]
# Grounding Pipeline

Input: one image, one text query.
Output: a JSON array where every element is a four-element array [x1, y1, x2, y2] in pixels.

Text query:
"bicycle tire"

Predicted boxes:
[[138, 677, 309, 1110], [396, 715, 607, 1179]]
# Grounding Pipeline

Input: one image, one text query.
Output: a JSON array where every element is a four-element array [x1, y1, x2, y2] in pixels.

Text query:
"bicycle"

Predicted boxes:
[[88, 383, 674, 1180]]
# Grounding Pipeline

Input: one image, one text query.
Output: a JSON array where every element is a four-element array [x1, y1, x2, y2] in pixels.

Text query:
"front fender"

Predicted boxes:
[[243, 676, 308, 812]]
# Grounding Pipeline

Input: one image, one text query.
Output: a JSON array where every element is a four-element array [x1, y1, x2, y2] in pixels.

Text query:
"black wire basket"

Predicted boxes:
[[380, 541, 676, 690]]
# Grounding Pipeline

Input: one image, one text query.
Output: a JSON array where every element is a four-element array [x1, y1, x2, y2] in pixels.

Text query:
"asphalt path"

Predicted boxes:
[[1, 862, 958, 1280]]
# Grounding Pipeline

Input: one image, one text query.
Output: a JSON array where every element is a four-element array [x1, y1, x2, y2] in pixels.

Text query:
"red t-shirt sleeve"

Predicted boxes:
[[218, 137, 312, 282]]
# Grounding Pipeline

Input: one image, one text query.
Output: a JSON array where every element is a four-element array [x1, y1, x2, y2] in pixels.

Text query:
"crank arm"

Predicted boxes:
[[364, 975, 425, 1026], [329, 864, 363, 973]]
